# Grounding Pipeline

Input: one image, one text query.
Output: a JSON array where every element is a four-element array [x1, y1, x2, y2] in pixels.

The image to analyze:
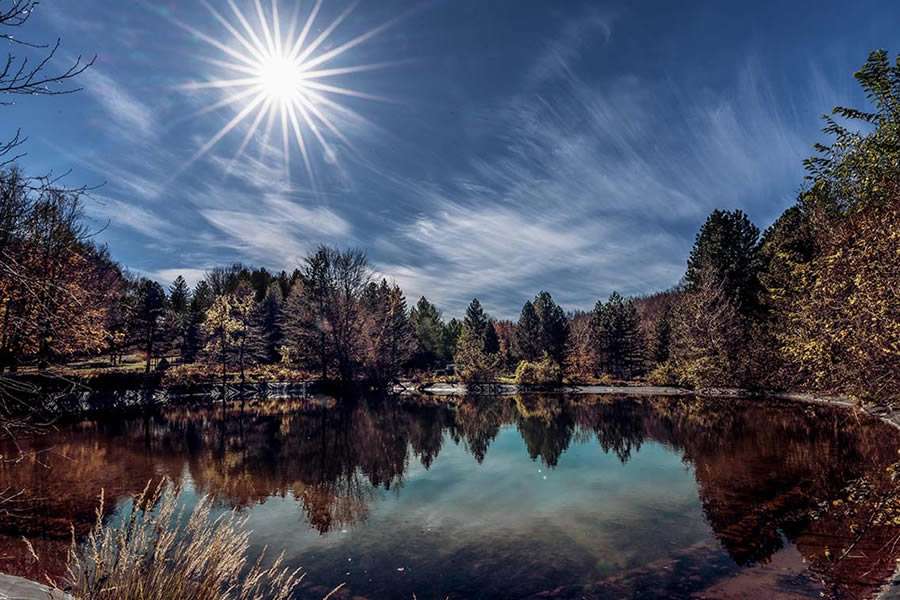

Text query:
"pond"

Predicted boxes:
[[2, 394, 899, 600]]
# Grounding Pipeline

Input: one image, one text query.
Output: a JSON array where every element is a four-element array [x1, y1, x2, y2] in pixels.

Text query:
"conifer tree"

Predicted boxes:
[[533, 291, 568, 363], [483, 321, 500, 355], [463, 298, 488, 341], [515, 300, 542, 362], [445, 318, 462, 359], [685, 209, 761, 313], [592, 292, 644, 379], [130, 279, 167, 374], [168, 276, 190, 315], [410, 296, 447, 367]]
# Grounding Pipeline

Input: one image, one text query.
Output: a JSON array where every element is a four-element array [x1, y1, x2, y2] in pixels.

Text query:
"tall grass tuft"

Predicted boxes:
[[58, 480, 313, 600]]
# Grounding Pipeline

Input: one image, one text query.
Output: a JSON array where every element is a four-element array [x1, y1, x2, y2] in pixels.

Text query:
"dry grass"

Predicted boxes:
[[50, 480, 330, 600]]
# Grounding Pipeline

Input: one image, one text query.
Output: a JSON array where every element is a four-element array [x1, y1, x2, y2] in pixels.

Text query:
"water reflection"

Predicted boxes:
[[1, 394, 898, 599]]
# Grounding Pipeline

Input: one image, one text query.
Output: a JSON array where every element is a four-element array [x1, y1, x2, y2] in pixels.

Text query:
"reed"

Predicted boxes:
[[57, 480, 317, 600]]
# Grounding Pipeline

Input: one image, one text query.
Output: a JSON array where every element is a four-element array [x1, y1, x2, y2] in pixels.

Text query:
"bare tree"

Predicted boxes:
[[1, 0, 95, 163], [0, 0, 94, 443]]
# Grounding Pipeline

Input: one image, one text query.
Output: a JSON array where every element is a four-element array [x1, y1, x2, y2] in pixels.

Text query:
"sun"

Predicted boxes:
[[258, 54, 303, 101], [173, 0, 405, 185]]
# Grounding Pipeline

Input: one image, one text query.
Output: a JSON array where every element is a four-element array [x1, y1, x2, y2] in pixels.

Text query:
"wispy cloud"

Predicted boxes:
[[373, 13, 813, 318], [200, 193, 352, 268], [147, 268, 210, 288], [81, 68, 157, 141], [85, 195, 174, 240]]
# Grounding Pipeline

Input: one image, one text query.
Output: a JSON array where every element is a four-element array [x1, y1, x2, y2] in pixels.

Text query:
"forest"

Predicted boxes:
[[1, 50, 899, 404]]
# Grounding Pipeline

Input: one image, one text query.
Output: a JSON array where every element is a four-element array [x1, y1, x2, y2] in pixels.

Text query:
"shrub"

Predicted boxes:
[[55, 480, 333, 600], [515, 355, 562, 386]]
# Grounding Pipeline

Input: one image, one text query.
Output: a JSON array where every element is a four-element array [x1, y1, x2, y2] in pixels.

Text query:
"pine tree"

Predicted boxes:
[[463, 298, 488, 340], [533, 291, 568, 363], [455, 299, 499, 382], [515, 300, 542, 362], [168, 276, 190, 315], [685, 209, 761, 313], [182, 281, 213, 363], [410, 296, 447, 367], [129, 279, 167, 373], [483, 321, 500, 355], [592, 292, 644, 379], [256, 283, 283, 364], [445, 318, 462, 360]]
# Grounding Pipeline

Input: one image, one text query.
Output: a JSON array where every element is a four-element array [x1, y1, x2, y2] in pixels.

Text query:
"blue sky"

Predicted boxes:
[[10, 0, 899, 318]]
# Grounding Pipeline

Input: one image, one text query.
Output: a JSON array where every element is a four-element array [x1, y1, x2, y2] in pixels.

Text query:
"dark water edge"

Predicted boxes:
[[2, 393, 900, 600]]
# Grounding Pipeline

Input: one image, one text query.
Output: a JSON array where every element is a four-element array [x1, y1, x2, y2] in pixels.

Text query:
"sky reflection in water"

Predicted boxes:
[[2, 394, 899, 600]]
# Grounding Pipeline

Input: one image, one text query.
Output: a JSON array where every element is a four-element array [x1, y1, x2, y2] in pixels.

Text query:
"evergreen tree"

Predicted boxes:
[[168, 276, 190, 314], [445, 318, 462, 360], [463, 298, 488, 340], [130, 278, 167, 374], [650, 305, 673, 365], [533, 291, 568, 363], [483, 321, 500, 355], [685, 209, 761, 313], [515, 300, 542, 362], [256, 283, 283, 364], [410, 296, 447, 367], [182, 281, 213, 363], [455, 299, 500, 382], [804, 49, 900, 214], [591, 292, 644, 379]]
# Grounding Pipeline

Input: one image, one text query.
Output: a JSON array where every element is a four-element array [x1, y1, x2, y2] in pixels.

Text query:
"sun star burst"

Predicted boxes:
[[175, 0, 402, 185]]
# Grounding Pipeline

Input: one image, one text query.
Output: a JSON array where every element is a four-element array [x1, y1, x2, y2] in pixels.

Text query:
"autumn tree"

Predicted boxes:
[[202, 284, 263, 386], [668, 270, 744, 388], [564, 311, 595, 380], [281, 246, 370, 381], [772, 49, 900, 399], [360, 280, 416, 386]]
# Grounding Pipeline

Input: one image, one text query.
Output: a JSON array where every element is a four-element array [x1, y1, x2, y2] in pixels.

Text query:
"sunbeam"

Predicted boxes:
[[177, 0, 404, 183]]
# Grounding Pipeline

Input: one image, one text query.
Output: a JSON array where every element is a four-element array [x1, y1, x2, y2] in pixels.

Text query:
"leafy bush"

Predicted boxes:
[[515, 355, 562, 386]]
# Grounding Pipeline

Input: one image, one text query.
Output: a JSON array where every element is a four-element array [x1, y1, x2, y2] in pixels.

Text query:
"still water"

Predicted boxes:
[[2, 394, 899, 600]]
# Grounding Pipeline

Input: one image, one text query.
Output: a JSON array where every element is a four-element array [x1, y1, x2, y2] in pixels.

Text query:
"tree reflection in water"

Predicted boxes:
[[1, 394, 898, 599]]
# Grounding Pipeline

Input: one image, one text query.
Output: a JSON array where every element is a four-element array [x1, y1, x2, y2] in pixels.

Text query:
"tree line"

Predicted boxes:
[[0, 50, 897, 400]]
